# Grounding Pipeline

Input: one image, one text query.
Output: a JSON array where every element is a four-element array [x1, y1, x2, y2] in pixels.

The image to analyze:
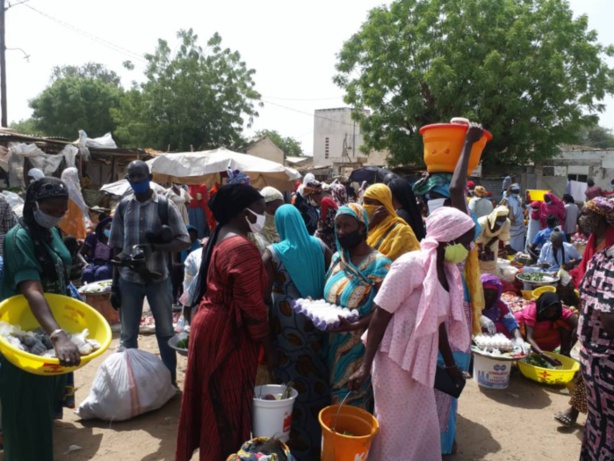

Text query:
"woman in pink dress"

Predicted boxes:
[[348, 207, 475, 461]]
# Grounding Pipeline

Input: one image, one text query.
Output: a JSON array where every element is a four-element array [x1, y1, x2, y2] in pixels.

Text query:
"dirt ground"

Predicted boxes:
[[3, 332, 583, 461]]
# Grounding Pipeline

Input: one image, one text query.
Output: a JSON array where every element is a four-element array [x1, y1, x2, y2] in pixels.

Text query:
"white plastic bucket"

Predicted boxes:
[[253, 385, 299, 442], [472, 354, 512, 389]]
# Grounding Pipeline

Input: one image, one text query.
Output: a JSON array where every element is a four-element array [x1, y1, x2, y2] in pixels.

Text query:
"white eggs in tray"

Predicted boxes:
[[292, 298, 359, 331], [474, 333, 515, 352]]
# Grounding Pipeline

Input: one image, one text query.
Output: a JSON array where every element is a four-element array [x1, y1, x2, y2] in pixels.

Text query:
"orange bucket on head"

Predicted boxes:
[[420, 123, 493, 174], [319, 404, 379, 461]]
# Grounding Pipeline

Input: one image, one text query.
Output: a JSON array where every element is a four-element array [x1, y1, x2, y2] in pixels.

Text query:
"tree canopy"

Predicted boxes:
[[254, 129, 304, 157], [334, 0, 614, 167], [112, 29, 261, 151], [28, 62, 123, 138], [577, 125, 614, 149]]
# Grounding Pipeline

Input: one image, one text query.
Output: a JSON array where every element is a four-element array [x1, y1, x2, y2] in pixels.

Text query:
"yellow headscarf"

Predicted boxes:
[[487, 205, 509, 229], [363, 184, 420, 260]]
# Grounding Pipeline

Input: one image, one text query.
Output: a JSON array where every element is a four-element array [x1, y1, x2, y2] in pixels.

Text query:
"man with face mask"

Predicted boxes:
[[248, 186, 284, 254], [108, 160, 190, 385], [501, 184, 526, 252]]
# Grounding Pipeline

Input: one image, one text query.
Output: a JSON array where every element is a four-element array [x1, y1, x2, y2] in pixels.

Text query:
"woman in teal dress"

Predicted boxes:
[[263, 204, 332, 461], [0, 177, 81, 461], [324, 203, 391, 410]]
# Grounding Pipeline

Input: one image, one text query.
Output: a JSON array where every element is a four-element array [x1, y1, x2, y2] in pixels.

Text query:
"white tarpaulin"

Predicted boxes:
[[148, 147, 301, 191]]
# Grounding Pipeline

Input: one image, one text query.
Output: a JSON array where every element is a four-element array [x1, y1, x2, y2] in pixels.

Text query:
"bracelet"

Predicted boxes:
[[49, 329, 66, 341], [444, 363, 458, 369]]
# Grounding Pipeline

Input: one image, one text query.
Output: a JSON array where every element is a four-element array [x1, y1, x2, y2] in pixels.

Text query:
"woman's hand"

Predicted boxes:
[[465, 123, 484, 145], [347, 365, 370, 392], [445, 363, 465, 380], [541, 353, 562, 367], [328, 317, 356, 333], [53, 333, 81, 367], [369, 206, 388, 228]]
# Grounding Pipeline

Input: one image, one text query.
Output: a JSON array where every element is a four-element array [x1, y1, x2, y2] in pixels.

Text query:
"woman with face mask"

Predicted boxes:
[[475, 206, 513, 274], [80, 216, 114, 283], [540, 192, 566, 229], [248, 186, 284, 254], [176, 184, 276, 461], [294, 179, 321, 235], [514, 292, 578, 366], [262, 204, 332, 461], [0, 177, 82, 461], [526, 200, 542, 253], [362, 183, 420, 261], [323, 203, 391, 410], [347, 207, 475, 461]]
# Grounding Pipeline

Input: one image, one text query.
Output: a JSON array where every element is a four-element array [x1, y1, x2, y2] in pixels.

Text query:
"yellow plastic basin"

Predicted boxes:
[[521, 290, 535, 301], [0, 294, 112, 376], [526, 189, 549, 202], [420, 123, 493, 174], [532, 285, 557, 299], [518, 352, 579, 385]]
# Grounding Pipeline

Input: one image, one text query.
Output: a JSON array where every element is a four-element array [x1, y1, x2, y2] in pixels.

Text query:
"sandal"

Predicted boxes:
[[554, 412, 575, 427]]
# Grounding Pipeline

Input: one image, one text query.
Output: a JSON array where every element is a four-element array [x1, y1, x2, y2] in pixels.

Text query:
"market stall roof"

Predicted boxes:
[[100, 178, 167, 197], [149, 147, 302, 191]]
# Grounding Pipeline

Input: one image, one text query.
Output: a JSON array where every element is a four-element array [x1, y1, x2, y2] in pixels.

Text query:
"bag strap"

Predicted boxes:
[[374, 222, 399, 251]]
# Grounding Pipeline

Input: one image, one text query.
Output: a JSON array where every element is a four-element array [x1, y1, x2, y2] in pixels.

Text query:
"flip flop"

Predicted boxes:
[[554, 412, 575, 427]]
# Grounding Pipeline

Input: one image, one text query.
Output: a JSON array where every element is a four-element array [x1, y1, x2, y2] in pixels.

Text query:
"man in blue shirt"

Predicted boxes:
[[529, 214, 566, 259], [537, 229, 581, 271]]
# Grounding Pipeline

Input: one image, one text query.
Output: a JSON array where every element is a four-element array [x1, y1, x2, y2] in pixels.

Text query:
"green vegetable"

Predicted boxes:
[[518, 272, 547, 282], [523, 353, 555, 369], [176, 336, 189, 349]]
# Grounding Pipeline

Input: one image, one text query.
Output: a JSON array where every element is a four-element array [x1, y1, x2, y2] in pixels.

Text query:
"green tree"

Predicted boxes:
[[112, 29, 261, 151], [254, 129, 304, 157], [10, 118, 40, 135], [29, 63, 123, 139], [577, 124, 614, 149], [334, 0, 614, 166]]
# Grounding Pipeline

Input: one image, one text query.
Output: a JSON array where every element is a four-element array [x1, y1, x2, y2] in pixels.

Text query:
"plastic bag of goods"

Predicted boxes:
[[75, 349, 176, 421]]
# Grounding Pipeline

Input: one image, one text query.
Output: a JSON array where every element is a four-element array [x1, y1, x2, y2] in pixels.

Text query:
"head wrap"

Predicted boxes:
[[95, 216, 113, 241], [412, 172, 452, 198], [540, 193, 566, 228], [530, 200, 541, 221], [192, 184, 263, 306], [550, 229, 565, 244], [406, 207, 474, 387], [487, 205, 509, 229], [586, 197, 614, 226], [330, 182, 348, 207], [388, 178, 425, 241], [226, 168, 251, 185], [297, 173, 315, 196], [27, 168, 45, 180], [336, 203, 368, 234], [474, 186, 487, 197], [364, 184, 396, 216], [260, 186, 283, 204], [510, 183, 521, 192], [21, 177, 70, 290], [481, 273, 503, 301], [208, 184, 263, 226], [536, 292, 562, 322], [272, 205, 325, 298], [467, 180, 476, 190], [302, 179, 322, 198]]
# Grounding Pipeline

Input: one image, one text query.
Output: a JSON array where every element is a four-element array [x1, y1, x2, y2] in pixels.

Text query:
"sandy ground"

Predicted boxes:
[[1, 332, 584, 461]]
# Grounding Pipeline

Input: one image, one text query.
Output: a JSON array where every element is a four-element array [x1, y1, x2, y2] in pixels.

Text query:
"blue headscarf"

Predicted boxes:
[[334, 203, 374, 285], [272, 205, 325, 298]]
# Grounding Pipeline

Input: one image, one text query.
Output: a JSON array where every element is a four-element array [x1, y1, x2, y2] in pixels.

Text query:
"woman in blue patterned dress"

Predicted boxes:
[[262, 204, 331, 461], [324, 203, 391, 410]]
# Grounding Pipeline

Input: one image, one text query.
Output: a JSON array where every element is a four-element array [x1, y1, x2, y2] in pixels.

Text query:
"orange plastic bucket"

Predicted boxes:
[[319, 404, 379, 461], [420, 123, 493, 174]]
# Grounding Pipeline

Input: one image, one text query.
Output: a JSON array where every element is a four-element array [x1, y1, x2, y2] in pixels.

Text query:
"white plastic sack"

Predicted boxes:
[[75, 349, 176, 421]]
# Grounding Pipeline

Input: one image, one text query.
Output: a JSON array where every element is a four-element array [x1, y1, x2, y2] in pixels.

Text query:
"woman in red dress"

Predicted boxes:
[[176, 184, 275, 461]]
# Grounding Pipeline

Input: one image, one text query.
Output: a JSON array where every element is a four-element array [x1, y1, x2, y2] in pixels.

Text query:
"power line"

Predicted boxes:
[[23, 4, 147, 64], [262, 99, 359, 128]]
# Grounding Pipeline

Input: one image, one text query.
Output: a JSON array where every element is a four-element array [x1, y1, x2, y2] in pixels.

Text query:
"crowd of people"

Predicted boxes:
[[0, 132, 612, 460]]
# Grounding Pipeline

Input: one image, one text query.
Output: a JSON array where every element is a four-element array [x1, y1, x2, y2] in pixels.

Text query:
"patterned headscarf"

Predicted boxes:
[[586, 197, 614, 226], [481, 273, 503, 300], [412, 172, 453, 198], [330, 182, 348, 207], [302, 179, 322, 198], [226, 168, 251, 185]]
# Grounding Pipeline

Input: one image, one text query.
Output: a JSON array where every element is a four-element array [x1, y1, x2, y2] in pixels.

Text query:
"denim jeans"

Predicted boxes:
[[119, 277, 177, 382]]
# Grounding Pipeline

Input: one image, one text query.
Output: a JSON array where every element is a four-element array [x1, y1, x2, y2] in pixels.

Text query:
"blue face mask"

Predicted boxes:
[[103, 229, 110, 238], [130, 179, 150, 195]]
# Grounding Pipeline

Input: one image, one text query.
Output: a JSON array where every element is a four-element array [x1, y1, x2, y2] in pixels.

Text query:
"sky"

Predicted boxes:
[[4, 0, 614, 155]]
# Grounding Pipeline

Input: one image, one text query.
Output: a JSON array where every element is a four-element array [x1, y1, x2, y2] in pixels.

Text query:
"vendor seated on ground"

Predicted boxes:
[[529, 214, 566, 259], [514, 292, 578, 366], [537, 229, 582, 272], [480, 274, 525, 345], [80, 217, 114, 284]]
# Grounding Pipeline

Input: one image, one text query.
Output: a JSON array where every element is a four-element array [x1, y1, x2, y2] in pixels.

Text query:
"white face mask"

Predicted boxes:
[[245, 208, 266, 234], [428, 198, 446, 215]]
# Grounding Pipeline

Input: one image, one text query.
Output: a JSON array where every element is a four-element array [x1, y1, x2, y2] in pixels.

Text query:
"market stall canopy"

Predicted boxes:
[[148, 147, 302, 191], [100, 179, 166, 197], [348, 166, 394, 185]]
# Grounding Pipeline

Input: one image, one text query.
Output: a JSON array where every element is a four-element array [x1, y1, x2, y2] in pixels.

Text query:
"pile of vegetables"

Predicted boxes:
[[78, 280, 113, 294], [523, 353, 557, 369], [175, 333, 189, 350], [293, 299, 359, 330], [0, 321, 101, 357], [517, 272, 549, 282]]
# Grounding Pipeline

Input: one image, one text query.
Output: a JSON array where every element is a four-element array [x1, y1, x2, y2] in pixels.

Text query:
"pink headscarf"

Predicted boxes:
[[410, 207, 474, 387], [540, 193, 565, 228]]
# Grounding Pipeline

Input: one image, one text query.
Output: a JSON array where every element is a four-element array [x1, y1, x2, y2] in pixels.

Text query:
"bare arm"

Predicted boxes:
[[449, 123, 484, 212], [262, 249, 275, 306]]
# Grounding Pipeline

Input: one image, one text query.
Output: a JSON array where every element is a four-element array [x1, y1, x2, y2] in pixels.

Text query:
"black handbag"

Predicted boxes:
[[434, 366, 466, 398]]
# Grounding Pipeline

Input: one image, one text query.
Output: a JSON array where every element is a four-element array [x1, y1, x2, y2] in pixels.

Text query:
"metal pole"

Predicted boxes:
[[0, 0, 7, 127]]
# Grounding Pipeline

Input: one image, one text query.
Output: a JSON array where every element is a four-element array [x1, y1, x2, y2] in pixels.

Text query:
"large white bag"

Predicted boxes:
[[76, 349, 176, 421]]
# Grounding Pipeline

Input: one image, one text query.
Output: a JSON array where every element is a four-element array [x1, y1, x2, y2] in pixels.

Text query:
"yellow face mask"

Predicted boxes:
[[363, 204, 379, 221]]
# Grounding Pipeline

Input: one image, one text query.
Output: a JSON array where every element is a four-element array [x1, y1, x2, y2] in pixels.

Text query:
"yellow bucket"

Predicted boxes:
[[518, 352, 579, 385], [0, 294, 112, 376], [521, 290, 535, 301], [532, 285, 557, 299]]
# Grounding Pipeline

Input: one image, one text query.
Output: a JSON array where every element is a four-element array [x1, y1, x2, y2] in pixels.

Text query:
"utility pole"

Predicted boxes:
[[0, 0, 6, 127]]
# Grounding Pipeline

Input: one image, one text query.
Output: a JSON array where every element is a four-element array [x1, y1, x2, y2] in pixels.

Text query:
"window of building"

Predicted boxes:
[[325, 137, 330, 159], [567, 173, 588, 183]]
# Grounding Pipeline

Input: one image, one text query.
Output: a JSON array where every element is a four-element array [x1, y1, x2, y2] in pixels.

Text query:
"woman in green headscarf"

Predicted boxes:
[[324, 203, 391, 410], [262, 204, 331, 461]]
